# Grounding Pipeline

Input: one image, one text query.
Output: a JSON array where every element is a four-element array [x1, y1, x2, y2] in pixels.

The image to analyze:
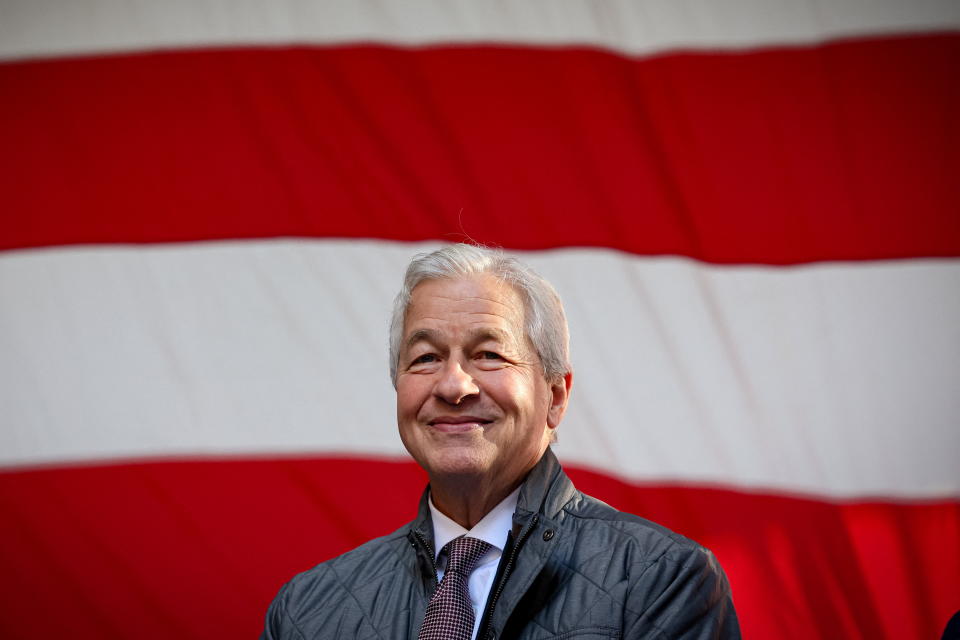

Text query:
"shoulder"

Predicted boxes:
[[262, 524, 415, 639], [558, 490, 739, 637], [535, 452, 713, 567], [560, 489, 704, 560], [281, 524, 411, 610]]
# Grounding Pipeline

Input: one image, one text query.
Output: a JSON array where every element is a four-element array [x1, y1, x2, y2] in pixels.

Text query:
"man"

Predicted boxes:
[[262, 244, 739, 639]]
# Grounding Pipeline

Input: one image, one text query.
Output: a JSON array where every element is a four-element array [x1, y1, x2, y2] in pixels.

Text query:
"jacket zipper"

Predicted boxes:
[[411, 529, 439, 589], [478, 514, 539, 640]]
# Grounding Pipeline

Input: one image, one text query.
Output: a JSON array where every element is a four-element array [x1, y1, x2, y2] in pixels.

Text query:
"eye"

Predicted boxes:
[[478, 351, 503, 360], [412, 353, 438, 365]]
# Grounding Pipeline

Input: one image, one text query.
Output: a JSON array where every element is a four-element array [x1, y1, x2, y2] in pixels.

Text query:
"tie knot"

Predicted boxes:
[[443, 536, 491, 576]]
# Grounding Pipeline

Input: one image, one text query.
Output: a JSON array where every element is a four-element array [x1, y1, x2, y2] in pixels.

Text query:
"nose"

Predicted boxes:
[[434, 359, 479, 405]]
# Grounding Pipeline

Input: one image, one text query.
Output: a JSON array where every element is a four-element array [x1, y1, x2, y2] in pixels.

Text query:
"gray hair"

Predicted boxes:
[[389, 244, 571, 387]]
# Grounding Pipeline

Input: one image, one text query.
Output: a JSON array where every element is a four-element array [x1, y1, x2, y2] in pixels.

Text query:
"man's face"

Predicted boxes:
[[396, 274, 568, 488]]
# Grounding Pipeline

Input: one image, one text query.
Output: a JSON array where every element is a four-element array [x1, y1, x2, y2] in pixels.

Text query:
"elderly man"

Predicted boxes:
[[262, 244, 739, 639]]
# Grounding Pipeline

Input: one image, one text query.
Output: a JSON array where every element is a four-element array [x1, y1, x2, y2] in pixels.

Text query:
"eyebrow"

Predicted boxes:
[[404, 328, 442, 351], [403, 327, 515, 351]]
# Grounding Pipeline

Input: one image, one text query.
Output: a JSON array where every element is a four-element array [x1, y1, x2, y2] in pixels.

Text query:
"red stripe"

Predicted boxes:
[[3, 34, 958, 262], [1, 457, 957, 639]]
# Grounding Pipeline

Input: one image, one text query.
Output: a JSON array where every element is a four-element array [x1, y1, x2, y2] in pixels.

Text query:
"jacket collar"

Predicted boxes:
[[410, 447, 576, 545], [516, 448, 577, 521], [407, 449, 576, 639], [411, 487, 434, 551]]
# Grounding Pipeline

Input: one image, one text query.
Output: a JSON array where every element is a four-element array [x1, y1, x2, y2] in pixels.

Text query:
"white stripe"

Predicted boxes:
[[1, 0, 957, 61], [2, 240, 957, 497]]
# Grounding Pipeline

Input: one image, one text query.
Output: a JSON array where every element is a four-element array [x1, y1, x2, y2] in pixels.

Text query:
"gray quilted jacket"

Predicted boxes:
[[261, 449, 740, 639]]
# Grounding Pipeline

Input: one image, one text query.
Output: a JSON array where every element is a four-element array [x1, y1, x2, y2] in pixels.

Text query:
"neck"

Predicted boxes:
[[429, 474, 524, 530]]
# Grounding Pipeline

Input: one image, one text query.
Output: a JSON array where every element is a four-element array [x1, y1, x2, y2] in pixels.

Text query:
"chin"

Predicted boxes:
[[421, 447, 491, 479]]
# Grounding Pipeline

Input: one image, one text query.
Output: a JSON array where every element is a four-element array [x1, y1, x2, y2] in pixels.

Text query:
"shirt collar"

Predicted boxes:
[[428, 486, 521, 561]]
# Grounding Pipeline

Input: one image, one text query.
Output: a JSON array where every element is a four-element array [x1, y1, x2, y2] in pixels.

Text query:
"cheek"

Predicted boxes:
[[397, 379, 429, 415], [493, 375, 542, 414]]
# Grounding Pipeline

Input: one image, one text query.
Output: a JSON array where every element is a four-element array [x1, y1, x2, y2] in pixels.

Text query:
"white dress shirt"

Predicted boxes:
[[428, 486, 521, 640]]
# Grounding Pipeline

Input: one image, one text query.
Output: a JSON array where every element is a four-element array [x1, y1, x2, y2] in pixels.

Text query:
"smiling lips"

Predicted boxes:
[[426, 416, 493, 433]]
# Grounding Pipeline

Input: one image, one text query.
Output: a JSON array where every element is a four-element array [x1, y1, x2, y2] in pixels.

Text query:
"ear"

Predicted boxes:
[[546, 371, 573, 430]]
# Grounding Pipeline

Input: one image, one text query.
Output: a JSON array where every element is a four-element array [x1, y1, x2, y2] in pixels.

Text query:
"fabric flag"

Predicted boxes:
[[1, 1, 958, 638]]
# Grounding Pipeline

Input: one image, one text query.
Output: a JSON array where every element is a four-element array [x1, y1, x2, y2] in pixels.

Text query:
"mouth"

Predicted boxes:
[[426, 416, 493, 433]]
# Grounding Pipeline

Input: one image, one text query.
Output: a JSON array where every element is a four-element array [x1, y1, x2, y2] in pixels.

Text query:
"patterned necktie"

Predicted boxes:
[[418, 535, 493, 640]]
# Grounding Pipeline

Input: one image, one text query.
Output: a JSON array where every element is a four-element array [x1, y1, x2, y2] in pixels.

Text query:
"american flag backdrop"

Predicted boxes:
[[1, 1, 958, 638]]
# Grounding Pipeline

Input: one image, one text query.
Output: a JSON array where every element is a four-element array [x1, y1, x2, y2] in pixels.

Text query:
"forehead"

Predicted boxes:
[[403, 275, 526, 341]]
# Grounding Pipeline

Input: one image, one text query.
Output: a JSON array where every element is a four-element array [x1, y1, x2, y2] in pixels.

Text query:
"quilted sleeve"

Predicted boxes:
[[623, 544, 740, 640]]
